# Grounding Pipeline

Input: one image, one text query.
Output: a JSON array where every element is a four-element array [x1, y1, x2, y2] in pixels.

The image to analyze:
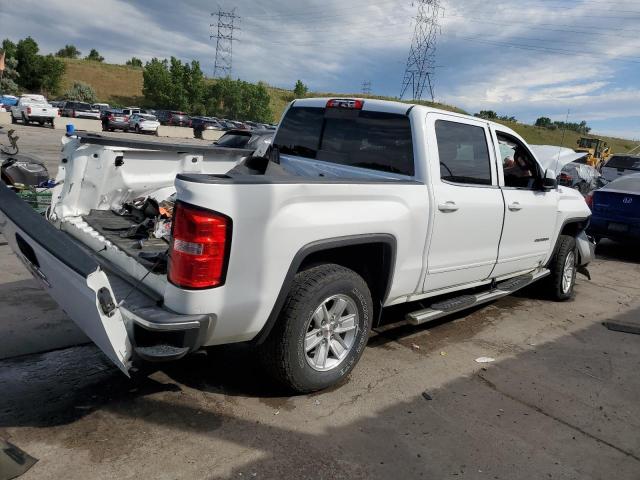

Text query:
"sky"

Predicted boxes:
[[1, 0, 639, 139]]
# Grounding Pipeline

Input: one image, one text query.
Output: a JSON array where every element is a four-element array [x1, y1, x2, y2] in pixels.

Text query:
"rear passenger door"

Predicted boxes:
[[422, 114, 504, 292]]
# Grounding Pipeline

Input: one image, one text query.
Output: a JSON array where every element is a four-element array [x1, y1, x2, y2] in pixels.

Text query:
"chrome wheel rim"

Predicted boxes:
[[562, 250, 576, 294], [304, 294, 358, 372]]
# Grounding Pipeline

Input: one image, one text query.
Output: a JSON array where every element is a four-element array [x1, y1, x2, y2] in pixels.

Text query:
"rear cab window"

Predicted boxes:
[[273, 105, 415, 176]]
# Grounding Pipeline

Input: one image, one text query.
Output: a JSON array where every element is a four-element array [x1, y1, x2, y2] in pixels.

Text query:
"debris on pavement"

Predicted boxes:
[[421, 391, 433, 401], [0, 439, 38, 480], [603, 318, 640, 335], [440, 351, 447, 356], [411, 343, 420, 350], [475, 356, 496, 363]]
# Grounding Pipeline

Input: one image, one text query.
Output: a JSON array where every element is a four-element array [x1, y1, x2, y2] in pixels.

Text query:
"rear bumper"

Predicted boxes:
[[120, 304, 214, 362], [588, 217, 640, 242]]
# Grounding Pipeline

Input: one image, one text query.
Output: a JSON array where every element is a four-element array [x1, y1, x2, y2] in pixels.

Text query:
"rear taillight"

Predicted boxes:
[[168, 202, 231, 289], [27, 106, 32, 114], [72, 110, 77, 118], [108, 114, 114, 120], [585, 191, 594, 209], [326, 98, 364, 109]]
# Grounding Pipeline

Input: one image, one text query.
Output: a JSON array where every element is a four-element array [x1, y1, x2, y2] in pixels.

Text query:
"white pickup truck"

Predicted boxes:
[[10, 94, 59, 126], [0, 98, 594, 392]]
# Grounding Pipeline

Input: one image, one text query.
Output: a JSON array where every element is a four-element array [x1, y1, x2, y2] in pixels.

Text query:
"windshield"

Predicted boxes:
[[216, 132, 251, 148], [273, 106, 414, 176], [605, 156, 640, 170]]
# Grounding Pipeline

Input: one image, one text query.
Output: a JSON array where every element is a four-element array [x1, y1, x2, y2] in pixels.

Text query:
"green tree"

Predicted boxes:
[[535, 116, 552, 128], [56, 44, 81, 59], [293, 79, 308, 97], [0, 56, 20, 95], [63, 81, 97, 103], [15, 36, 40, 91], [142, 57, 207, 112], [37, 54, 65, 96], [142, 58, 172, 107], [206, 77, 272, 123], [474, 110, 498, 120], [126, 56, 143, 68], [85, 48, 104, 62], [1, 39, 17, 60]]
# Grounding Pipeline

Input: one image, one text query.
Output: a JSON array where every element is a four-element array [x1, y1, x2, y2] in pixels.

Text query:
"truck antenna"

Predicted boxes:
[[555, 109, 570, 176]]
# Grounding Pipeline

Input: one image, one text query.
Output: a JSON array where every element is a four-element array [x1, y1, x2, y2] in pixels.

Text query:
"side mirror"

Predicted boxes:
[[542, 176, 557, 190], [540, 169, 557, 190]]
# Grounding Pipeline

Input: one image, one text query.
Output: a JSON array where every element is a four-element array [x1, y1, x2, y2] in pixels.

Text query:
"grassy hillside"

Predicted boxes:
[[61, 59, 636, 151]]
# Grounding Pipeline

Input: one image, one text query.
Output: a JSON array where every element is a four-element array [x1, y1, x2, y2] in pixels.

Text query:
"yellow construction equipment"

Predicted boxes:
[[575, 137, 611, 168]]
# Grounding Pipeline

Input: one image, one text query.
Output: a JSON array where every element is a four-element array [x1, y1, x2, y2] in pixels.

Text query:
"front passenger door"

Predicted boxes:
[[492, 130, 559, 277]]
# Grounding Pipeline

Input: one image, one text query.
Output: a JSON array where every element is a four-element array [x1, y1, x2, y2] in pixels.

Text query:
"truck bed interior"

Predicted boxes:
[[82, 209, 169, 271]]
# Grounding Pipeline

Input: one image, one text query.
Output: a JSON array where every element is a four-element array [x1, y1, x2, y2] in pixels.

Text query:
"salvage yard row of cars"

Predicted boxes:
[[1, 94, 276, 135]]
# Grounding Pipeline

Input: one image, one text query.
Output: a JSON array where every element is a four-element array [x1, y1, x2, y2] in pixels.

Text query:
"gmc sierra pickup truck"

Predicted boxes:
[[10, 95, 59, 127], [0, 98, 594, 392]]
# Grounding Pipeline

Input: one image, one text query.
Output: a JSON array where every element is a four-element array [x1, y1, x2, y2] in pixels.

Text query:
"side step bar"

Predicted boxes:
[[407, 269, 550, 326]]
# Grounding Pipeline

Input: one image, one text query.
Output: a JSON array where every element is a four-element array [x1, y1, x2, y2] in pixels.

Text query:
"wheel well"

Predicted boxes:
[[298, 242, 394, 311], [560, 220, 587, 237]]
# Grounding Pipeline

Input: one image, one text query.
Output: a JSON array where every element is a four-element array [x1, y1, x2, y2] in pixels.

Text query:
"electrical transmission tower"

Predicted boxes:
[[210, 8, 240, 78], [399, 0, 441, 102], [361, 80, 372, 95]]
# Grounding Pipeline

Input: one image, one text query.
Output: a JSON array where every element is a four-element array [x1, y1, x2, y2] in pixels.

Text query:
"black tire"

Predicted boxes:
[[11, 113, 17, 124], [21, 113, 28, 125], [135, 125, 140, 134], [546, 235, 577, 301], [38, 120, 44, 126], [260, 264, 373, 393]]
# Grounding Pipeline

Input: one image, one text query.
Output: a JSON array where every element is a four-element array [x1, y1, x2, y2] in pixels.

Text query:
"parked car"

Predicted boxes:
[[600, 154, 640, 182], [129, 113, 160, 134], [0, 97, 594, 393], [588, 173, 640, 243], [557, 162, 607, 195], [214, 128, 274, 150], [191, 116, 224, 138], [10, 95, 58, 126], [0, 95, 18, 112], [121, 107, 141, 119], [155, 110, 191, 127], [92, 103, 111, 112], [60, 101, 101, 120], [101, 109, 129, 131]]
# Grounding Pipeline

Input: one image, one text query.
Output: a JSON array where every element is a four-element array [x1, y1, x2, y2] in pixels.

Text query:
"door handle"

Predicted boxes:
[[438, 201, 459, 212], [508, 202, 522, 211]]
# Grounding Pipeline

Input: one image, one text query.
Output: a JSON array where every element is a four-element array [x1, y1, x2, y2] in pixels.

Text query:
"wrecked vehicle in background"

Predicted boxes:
[[0, 99, 595, 393], [558, 162, 607, 195], [588, 173, 640, 243]]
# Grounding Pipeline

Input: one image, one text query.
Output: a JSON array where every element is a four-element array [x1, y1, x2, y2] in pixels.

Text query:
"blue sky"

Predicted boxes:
[[1, 0, 639, 139]]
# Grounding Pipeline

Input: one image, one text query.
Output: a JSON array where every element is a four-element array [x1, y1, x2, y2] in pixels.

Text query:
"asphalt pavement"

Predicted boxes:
[[1, 124, 639, 479]]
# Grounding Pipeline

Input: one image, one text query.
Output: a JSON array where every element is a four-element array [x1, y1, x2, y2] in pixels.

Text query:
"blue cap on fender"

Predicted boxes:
[[65, 123, 75, 136]]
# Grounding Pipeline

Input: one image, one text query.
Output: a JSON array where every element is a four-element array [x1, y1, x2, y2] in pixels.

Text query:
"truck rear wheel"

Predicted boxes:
[[546, 235, 577, 301], [260, 264, 372, 393]]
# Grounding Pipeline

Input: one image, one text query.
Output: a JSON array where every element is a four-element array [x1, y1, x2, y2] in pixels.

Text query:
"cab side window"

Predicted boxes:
[[497, 132, 540, 189], [435, 120, 492, 186]]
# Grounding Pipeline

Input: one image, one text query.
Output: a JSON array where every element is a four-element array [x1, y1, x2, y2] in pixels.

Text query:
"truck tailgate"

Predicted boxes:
[[0, 182, 131, 374]]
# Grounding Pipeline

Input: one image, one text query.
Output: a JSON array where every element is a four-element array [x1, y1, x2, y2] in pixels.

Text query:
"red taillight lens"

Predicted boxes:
[[168, 202, 231, 289], [108, 114, 114, 120], [72, 110, 77, 118], [585, 192, 594, 209], [326, 98, 364, 109]]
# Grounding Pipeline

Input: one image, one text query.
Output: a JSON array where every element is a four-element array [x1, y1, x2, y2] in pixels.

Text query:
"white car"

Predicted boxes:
[[10, 95, 58, 126], [129, 113, 160, 133], [0, 98, 594, 393]]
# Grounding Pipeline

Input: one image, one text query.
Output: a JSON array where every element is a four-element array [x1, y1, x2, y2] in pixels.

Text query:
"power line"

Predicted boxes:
[[400, 0, 442, 102], [210, 8, 240, 78], [361, 80, 372, 95]]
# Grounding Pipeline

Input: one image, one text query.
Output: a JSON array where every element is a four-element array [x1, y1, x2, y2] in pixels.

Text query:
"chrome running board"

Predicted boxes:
[[406, 269, 550, 326]]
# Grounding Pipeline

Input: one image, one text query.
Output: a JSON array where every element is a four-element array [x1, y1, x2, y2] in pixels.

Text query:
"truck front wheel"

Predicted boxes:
[[260, 264, 372, 393], [546, 235, 577, 301]]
